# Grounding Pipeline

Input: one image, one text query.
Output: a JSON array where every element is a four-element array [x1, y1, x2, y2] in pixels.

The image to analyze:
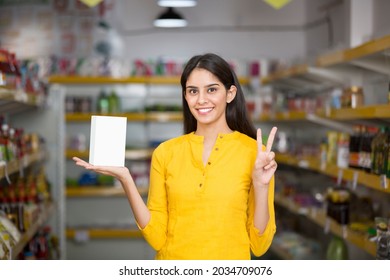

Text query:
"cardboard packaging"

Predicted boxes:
[[89, 115, 127, 166]]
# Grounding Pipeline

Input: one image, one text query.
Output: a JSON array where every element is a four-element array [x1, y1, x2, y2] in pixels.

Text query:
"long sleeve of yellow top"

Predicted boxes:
[[138, 131, 276, 260]]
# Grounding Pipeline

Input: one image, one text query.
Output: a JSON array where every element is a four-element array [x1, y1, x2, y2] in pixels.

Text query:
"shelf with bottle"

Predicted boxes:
[[268, 231, 322, 260], [276, 153, 390, 193], [0, 149, 45, 181], [258, 104, 390, 122], [65, 111, 183, 122], [48, 75, 250, 86], [261, 34, 390, 88], [1, 164, 54, 259], [10, 201, 55, 259], [1, 49, 48, 114], [274, 193, 376, 257], [0, 88, 46, 115]]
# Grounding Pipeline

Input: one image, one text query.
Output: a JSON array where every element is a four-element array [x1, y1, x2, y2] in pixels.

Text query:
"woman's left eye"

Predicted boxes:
[[207, 87, 216, 93]]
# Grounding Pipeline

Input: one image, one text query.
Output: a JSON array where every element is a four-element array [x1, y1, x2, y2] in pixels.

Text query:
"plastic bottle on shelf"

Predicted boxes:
[[348, 125, 362, 170], [97, 89, 109, 114], [388, 82, 390, 104], [350, 86, 364, 108], [326, 236, 349, 260], [371, 126, 388, 175], [108, 89, 121, 114], [337, 132, 349, 169]]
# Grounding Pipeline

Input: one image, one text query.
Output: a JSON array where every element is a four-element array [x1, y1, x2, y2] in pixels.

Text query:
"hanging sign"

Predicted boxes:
[[79, 0, 103, 7], [263, 0, 292, 9]]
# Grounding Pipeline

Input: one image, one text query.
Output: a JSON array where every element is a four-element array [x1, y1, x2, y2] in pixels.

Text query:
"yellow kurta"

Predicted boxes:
[[139, 131, 276, 259]]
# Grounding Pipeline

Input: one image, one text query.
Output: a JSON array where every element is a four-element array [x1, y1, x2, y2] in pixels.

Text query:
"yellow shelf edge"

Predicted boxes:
[[66, 186, 148, 197], [65, 112, 147, 122], [66, 148, 153, 160], [49, 75, 249, 86], [66, 228, 143, 239], [276, 153, 390, 193], [316, 34, 390, 67], [261, 64, 308, 84], [65, 112, 184, 122]]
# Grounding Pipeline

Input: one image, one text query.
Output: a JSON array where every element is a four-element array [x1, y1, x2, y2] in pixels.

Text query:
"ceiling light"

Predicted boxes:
[[157, 0, 197, 7], [154, 7, 187, 28]]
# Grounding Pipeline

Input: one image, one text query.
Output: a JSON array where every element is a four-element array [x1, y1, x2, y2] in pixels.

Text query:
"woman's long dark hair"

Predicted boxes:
[[180, 53, 257, 140]]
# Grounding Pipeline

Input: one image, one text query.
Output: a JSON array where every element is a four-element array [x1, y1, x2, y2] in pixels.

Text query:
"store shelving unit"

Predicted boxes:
[[11, 202, 55, 259], [260, 34, 390, 259], [1, 87, 62, 259], [276, 154, 390, 193], [261, 34, 390, 89], [258, 104, 390, 122], [274, 193, 376, 257]]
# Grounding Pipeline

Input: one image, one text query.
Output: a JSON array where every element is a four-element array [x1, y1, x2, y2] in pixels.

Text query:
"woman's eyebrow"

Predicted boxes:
[[186, 83, 220, 89]]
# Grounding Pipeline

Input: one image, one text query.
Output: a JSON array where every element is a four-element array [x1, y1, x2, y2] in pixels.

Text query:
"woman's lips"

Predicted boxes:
[[196, 107, 213, 115]]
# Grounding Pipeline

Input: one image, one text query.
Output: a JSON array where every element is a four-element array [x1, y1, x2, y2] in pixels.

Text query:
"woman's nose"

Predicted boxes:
[[197, 92, 208, 105]]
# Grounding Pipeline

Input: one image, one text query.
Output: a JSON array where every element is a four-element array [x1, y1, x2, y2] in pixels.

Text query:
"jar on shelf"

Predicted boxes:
[[350, 86, 364, 108]]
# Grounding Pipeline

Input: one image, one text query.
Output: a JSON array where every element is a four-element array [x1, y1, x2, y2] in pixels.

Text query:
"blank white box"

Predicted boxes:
[[89, 115, 127, 166]]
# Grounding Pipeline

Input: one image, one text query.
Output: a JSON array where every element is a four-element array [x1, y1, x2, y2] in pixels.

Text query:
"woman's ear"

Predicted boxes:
[[227, 85, 237, 103]]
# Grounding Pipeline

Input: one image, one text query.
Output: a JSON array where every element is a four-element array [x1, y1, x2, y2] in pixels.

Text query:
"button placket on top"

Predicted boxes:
[[197, 134, 224, 193]]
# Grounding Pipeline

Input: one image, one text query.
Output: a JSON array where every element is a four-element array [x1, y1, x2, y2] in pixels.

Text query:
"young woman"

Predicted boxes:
[[73, 53, 278, 260]]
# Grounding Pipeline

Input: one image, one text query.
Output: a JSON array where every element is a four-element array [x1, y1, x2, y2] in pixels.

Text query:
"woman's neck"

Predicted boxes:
[[195, 124, 233, 142]]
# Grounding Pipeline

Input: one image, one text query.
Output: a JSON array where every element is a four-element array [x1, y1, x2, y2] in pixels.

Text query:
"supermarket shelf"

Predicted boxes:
[[65, 112, 183, 122], [258, 111, 308, 121], [66, 186, 148, 197], [268, 243, 294, 260], [66, 148, 153, 160], [0, 87, 45, 114], [66, 228, 143, 239], [258, 104, 390, 122], [11, 202, 55, 259], [316, 104, 390, 120], [146, 111, 182, 122], [261, 64, 308, 84], [49, 75, 250, 86], [274, 193, 376, 257], [65, 112, 147, 122], [0, 150, 45, 180], [261, 34, 390, 89], [316, 34, 390, 67], [276, 153, 390, 193]]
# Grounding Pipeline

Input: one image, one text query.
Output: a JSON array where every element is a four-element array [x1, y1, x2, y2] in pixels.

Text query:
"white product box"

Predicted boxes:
[[89, 115, 127, 166]]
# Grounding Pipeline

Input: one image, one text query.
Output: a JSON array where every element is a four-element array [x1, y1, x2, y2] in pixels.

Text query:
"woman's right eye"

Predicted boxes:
[[187, 89, 198, 95]]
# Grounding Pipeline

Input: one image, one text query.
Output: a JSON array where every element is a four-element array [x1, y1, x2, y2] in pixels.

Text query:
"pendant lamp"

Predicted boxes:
[[154, 7, 187, 28], [157, 0, 197, 7]]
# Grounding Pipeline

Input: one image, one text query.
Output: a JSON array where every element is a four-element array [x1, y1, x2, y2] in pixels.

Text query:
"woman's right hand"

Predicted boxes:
[[72, 157, 131, 184]]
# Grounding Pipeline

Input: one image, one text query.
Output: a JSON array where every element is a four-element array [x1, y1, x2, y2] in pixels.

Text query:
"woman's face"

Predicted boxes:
[[184, 68, 236, 129]]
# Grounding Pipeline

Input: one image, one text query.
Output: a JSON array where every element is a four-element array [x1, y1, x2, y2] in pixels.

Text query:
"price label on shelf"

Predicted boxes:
[[380, 175, 388, 189], [324, 217, 331, 234], [337, 169, 343, 186], [74, 230, 90, 243], [352, 171, 358, 190]]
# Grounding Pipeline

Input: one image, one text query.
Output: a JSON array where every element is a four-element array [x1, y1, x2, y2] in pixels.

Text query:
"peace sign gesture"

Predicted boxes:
[[252, 127, 278, 189]]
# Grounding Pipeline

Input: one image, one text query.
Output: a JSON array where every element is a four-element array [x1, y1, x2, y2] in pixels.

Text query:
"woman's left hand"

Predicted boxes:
[[252, 127, 278, 189]]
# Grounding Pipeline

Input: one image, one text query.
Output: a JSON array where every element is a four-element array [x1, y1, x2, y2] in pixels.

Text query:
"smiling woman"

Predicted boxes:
[[73, 53, 278, 260]]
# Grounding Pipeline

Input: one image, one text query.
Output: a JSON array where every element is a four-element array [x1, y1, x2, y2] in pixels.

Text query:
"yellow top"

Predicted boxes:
[[139, 131, 276, 259]]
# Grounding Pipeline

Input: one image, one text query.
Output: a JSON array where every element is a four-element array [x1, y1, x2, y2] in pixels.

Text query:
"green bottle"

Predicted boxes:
[[326, 236, 349, 260], [108, 90, 120, 114], [97, 89, 109, 114]]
